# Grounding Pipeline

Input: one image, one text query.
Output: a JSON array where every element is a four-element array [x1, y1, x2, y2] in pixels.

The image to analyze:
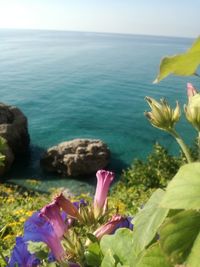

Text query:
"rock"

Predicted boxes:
[[41, 139, 110, 176], [0, 103, 30, 155]]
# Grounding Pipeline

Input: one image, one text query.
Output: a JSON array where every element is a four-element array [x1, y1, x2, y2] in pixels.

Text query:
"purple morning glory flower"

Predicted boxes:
[[113, 216, 134, 233], [7, 237, 39, 267], [24, 212, 65, 262], [73, 199, 87, 210], [94, 170, 114, 218], [40, 201, 67, 239], [93, 215, 133, 240]]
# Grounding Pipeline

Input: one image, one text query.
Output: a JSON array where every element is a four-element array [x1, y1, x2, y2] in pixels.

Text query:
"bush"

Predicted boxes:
[[110, 143, 185, 214]]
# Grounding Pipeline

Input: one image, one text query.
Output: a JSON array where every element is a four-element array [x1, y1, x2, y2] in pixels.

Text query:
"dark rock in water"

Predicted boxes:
[[0, 103, 30, 155], [41, 139, 110, 177]]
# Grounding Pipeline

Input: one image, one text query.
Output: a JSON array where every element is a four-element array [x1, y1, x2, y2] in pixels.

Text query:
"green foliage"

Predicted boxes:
[[154, 36, 200, 83], [137, 244, 172, 267], [121, 143, 184, 189], [161, 163, 200, 210], [100, 228, 142, 267], [160, 210, 200, 264], [0, 137, 6, 167], [0, 183, 50, 265], [110, 143, 184, 215], [132, 189, 168, 255]]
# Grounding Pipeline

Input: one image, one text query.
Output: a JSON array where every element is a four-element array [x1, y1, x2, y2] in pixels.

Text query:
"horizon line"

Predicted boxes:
[[0, 27, 196, 40]]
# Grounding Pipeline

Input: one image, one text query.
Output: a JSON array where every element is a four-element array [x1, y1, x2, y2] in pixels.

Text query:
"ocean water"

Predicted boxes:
[[0, 29, 198, 193]]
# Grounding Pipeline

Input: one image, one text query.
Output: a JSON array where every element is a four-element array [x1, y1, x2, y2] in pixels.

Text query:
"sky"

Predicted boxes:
[[0, 0, 199, 38]]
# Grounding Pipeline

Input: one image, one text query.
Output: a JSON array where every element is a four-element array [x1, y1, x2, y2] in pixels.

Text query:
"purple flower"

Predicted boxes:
[[40, 201, 67, 238], [55, 194, 82, 220], [113, 216, 134, 233], [7, 237, 39, 267], [73, 199, 87, 210], [24, 212, 65, 262], [94, 170, 114, 218], [93, 215, 128, 240]]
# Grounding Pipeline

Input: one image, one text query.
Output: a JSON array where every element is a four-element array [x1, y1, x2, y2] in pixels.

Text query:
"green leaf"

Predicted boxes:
[[186, 232, 200, 267], [85, 242, 102, 267], [160, 163, 200, 210], [101, 249, 117, 267], [137, 243, 173, 267], [132, 189, 168, 254], [154, 37, 200, 83], [27, 241, 49, 260], [100, 228, 140, 267], [160, 210, 200, 264]]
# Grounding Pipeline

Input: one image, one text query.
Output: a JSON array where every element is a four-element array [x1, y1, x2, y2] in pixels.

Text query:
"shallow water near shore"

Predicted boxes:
[[0, 29, 198, 193]]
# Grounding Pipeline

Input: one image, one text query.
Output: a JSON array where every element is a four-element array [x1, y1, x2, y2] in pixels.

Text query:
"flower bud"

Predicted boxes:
[[185, 83, 200, 131], [145, 97, 180, 131]]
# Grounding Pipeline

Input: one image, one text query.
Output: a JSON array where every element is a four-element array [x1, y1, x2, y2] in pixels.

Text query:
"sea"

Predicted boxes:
[[0, 29, 198, 194]]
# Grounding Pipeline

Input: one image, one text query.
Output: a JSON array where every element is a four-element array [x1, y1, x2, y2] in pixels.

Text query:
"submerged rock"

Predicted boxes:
[[41, 139, 110, 177], [0, 103, 30, 155]]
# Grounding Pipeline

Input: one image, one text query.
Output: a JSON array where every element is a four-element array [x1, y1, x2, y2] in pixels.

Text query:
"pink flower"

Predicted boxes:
[[93, 215, 127, 240], [187, 83, 197, 99], [40, 201, 67, 239], [94, 170, 114, 218], [55, 194, 81, 220]]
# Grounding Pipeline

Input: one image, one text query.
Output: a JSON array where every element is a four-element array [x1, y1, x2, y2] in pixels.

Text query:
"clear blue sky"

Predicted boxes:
[[0, 0, 199, 37]]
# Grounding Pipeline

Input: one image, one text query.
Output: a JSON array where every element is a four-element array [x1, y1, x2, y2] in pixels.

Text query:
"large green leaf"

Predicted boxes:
[[137, 243, 172, 267], [160, 210, 200, 264], [154, 37, 200, 83], [160, 163, 200, 210], [186, 232, 200, 267], [101, 250, 116, 267], [100, 228, 141, 267], [132, 189, 168, 254]]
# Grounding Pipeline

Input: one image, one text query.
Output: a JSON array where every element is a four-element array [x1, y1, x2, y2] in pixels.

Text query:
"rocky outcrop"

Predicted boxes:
[[0, 103, 30, 155], [41, 139, 110, 177], [0, 103, 30, 176]]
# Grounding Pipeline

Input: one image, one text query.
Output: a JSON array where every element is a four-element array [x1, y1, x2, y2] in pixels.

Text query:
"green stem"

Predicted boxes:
[[0, 249, 7, 265], [197, 132, 200, 161], [168, 128, 193, 163]]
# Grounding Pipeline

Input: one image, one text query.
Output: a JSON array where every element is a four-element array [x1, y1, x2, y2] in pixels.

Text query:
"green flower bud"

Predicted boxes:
[[185, 93, 200, 131], [145, 97, 181, 131]]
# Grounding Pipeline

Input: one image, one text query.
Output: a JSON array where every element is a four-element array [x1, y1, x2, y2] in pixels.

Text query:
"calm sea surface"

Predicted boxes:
[[0, 29, 198, 193]]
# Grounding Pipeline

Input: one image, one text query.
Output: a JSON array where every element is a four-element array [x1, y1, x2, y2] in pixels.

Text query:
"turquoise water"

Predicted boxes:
[[0, 29, 198, 193]]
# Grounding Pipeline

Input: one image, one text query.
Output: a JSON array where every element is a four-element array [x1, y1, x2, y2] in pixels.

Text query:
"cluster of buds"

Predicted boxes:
[[145, 83, 200, 133], [7, 170, 133, 267], [144, 97, 180, 132]]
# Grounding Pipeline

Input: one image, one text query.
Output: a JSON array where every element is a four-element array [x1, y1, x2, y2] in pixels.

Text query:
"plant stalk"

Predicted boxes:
[[168, 128, 193, 163], [197, 131, 200, 161]]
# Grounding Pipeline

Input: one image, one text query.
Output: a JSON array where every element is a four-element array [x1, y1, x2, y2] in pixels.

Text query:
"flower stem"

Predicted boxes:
[[0, 249, 7, 265], [197, 132, 200, 161], [168, 128, 193, 163]]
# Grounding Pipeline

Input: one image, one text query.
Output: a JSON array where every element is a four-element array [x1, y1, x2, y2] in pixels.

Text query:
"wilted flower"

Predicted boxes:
[[184, 83, 200, 131], [93, 215, 132, 240], [94, 170, 114, 218], [7, 237, 39, 267], [24, 212, 65, 262], [40, 201, 67, 238], [145, 97, 181, 131], [55, 193, 82, 220]]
